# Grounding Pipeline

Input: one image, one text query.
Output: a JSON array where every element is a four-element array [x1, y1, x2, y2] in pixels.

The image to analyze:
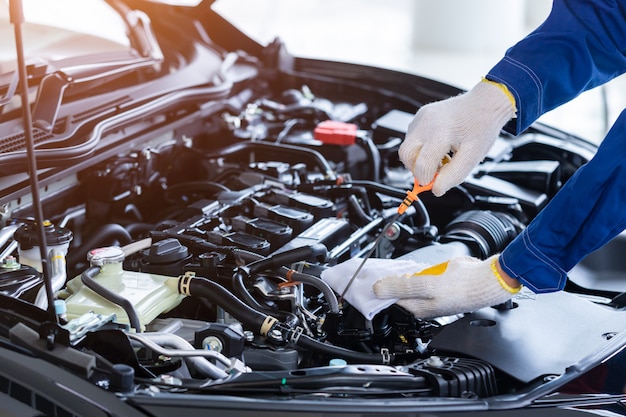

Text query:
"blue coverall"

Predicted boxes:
[[485, 0, 626, 293]]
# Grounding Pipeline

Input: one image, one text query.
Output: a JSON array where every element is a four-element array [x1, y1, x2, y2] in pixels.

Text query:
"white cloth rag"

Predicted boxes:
[[321, 257, 427, 320]]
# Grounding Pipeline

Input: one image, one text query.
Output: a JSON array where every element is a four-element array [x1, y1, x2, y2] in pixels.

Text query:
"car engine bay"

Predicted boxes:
[[2, 2, 626, 405]]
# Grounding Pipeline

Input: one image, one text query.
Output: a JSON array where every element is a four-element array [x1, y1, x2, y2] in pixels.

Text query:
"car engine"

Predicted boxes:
[[1, 33, 618, 400]]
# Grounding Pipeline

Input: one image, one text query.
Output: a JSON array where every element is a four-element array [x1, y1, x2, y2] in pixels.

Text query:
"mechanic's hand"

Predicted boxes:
[[373, 255, 521, 319], [399, 79, 516, 196]]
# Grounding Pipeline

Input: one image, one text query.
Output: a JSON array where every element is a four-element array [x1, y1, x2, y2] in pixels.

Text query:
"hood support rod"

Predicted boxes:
[[10, 0, 57, 325]]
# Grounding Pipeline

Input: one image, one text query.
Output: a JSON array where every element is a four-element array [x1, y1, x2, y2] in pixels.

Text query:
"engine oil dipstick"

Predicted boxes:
[[339, 177, 436, 302], [338, 155, 450, 303]]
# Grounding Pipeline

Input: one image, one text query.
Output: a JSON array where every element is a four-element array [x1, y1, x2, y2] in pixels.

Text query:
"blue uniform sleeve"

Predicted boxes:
[[500, 109, 626, 293], [486, 0, 626, 134]]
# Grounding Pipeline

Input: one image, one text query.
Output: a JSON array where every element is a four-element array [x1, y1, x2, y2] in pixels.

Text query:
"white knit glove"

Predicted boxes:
[[399, 80, 516, 196], [373, 255, 521, 319]]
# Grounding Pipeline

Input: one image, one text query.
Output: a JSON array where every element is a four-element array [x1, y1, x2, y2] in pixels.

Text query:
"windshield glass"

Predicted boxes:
[[212, 0, 416, 73], [0, 0, 131, 74]]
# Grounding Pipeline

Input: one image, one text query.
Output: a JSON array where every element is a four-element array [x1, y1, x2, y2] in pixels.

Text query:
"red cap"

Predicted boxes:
[[314, 120, 357, 146]]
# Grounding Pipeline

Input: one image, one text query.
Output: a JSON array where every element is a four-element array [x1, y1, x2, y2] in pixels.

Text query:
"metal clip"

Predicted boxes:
[[62, 311, 117, 342]]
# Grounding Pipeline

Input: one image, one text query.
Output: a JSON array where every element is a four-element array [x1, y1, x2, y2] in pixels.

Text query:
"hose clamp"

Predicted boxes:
[[179, 271, 195, 296], [381, 348, 391, 365], [288, 326, 304, 344], [259, 316, 278, 337]]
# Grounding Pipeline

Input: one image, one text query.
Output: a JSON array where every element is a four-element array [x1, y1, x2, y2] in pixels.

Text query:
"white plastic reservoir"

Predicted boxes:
[[64, 246, 184, 331]]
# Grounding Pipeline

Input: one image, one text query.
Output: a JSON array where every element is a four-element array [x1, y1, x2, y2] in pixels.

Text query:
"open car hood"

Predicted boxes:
[[1, 1, 626, 416]]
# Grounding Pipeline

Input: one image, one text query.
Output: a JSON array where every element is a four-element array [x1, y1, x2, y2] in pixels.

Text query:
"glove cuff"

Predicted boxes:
[[467, 79, 517, 126], [481, 78, 517, 113], [489, 256, 521, 294]]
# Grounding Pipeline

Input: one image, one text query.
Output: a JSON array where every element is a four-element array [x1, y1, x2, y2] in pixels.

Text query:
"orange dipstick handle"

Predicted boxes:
[[397, 176, 436, 215]]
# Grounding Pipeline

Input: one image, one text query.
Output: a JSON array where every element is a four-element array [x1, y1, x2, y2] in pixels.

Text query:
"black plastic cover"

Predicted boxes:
[[430, 290, 626, 383]]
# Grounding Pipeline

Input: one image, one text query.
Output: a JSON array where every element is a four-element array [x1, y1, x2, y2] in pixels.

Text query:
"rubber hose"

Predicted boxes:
[[349, 180, 430, 227], [356, 136, 381, 183], [283, 270, 340, 313], [80, 266, 142, 333], [68, 224, 133, 267], [189, 268, 383, 363], [245, 244, 327, 275], [231, 269, 299, 327], [233, 248, 340, 313], [201, 141, 335, 180], [296, 333, 390, 365], [347, 194, 373, 227], [124, 223, 156, 238], [183, 275, 276, 335]]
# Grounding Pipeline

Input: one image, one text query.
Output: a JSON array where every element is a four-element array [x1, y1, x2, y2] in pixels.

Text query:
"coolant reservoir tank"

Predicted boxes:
[[64, 246, 183, 330]]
